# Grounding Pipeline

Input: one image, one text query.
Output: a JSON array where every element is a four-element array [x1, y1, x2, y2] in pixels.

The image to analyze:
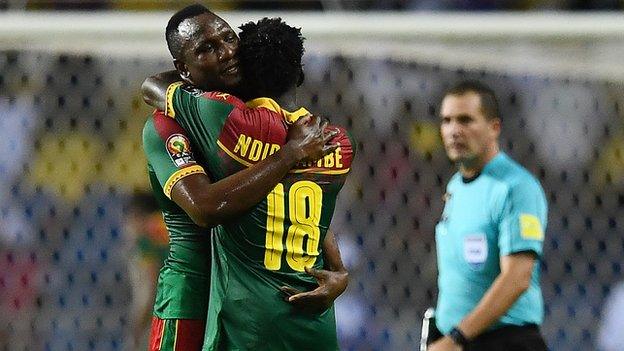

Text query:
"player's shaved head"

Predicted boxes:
[[444, 81, 501, 121], [238, 17, 305, 99], [166, 4, 214, 60]]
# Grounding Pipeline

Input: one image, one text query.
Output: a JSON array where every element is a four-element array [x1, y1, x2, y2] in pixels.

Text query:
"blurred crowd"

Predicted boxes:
[[0, 0, 622, 11]]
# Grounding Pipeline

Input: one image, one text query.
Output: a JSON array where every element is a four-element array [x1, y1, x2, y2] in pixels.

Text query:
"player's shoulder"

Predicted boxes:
[[143, 110, 163, 140], [202, 91, 247, 109], [331, 125, 356, 158], [330, 124, 356, 170], [143, 110, 190, 143], [175, 83, 246, 108], [332, 125, 354, 144]]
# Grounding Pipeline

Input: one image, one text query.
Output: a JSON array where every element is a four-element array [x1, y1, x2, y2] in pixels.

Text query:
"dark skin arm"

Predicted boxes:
[[171, 115, 337, 228], [280, 230, 349, 314]]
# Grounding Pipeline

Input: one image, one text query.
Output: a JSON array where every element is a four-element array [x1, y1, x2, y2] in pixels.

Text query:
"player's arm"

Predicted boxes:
[[145, 112, 336, 228], [141, 70, 181, 111], [173, 115, 334, 227], [430, 181, 547, 351], [280, 231, 349, 313]]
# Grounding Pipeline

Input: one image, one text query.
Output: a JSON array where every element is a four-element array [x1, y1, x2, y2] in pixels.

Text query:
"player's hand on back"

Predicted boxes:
[[285, 114, 339, 162], [279, 266, 348, 314]]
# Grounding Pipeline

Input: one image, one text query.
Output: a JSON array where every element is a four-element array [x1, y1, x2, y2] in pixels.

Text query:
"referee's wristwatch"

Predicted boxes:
[[449, 326, 469, 348]]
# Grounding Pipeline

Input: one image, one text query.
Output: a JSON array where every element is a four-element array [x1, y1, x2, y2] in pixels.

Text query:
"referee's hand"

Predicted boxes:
[[428, 336, 462, 351]]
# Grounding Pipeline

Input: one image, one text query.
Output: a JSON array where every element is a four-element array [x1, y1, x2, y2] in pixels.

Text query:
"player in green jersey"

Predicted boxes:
[[143, 15, 354, 350], [142, 109, 331, 351], [141, 5, 348, 351]]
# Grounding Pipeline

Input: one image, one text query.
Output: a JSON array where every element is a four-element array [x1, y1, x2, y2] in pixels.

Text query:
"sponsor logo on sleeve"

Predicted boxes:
[[520, 214, 544, 240], [166, 134, 196, 168]]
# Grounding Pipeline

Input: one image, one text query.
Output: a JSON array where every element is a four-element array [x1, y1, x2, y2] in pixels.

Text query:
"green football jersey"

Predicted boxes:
[[164, 82, 356, 350], [142, 111, 212, 320]]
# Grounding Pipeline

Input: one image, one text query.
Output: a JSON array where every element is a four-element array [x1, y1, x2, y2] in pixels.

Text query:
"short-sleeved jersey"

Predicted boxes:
[[164, 82, 356, 351], [435, 152, 547, 334], [142, 111, 212, 320]]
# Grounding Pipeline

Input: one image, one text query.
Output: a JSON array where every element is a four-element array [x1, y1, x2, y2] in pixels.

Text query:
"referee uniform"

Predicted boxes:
[[435, 152, 548, 350]]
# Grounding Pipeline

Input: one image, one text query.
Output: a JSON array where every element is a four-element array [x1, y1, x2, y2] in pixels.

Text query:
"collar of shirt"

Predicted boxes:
[[245, 97, 310, 124]]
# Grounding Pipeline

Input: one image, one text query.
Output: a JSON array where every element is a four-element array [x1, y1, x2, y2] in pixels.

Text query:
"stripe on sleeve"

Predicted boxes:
[[165, 82, 184, 118], [163, 165, 206, 199]]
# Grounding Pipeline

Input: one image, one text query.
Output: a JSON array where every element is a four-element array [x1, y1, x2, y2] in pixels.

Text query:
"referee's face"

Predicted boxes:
[[440, 92, 500, 165], [175, 13, 242, 92]]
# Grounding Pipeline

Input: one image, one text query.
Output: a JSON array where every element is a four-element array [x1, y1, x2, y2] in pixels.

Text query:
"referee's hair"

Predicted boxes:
[[445, 81, 501, 121], [238, 17, 305, 99], [166, 4, 213, 60]]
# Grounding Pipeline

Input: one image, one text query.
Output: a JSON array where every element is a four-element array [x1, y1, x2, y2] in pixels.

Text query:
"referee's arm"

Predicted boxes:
[[455, 251, 536, 338], [429, 252, 536, 351]]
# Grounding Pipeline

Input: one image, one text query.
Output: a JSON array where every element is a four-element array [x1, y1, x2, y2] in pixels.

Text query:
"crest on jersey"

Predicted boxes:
[[166, 134, 195, 167]]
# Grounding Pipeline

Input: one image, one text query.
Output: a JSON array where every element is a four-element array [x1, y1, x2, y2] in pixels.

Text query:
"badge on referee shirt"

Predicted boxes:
[[464, 233, 488, 270], [166, 134, 196, 168]]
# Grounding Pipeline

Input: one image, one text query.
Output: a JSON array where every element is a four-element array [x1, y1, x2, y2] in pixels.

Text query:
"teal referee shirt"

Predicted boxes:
[[435, 152, 547, 334]]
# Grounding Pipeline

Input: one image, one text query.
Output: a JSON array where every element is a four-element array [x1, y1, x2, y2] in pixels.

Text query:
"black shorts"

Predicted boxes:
[[466, 324, 547, 351]]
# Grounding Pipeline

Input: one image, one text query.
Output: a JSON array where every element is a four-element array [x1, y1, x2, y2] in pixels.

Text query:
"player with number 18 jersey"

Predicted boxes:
[[163, 81, 356, 350]]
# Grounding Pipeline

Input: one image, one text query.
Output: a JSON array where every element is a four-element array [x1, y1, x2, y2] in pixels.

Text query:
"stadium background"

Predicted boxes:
[[1, 2, 624, 351]]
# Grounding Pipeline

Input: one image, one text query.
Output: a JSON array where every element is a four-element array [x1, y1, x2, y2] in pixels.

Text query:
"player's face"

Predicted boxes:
[[175, 13, 241, 91], [440, 92, 500, 164]]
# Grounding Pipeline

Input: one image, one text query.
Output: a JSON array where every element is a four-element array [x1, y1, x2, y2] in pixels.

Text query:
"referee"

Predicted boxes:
[[428, 81, 548, 351]]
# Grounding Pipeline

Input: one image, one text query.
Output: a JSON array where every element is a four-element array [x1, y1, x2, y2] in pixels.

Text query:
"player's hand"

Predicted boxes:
[[428, 336, 462, 351], [285, 114, 339, 162], [279, 266, 348, 314]]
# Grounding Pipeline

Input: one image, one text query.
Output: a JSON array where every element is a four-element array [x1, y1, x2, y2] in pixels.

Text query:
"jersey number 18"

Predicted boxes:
[[264, 181, 322, 272]]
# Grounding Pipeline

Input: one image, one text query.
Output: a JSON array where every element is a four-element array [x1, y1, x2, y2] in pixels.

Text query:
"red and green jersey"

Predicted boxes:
[[142, 111, 212, 320], [164, 82, 356, 351]]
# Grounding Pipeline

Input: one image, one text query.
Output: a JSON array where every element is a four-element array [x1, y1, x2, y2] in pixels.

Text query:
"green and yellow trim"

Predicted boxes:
[[165, 81, 184, 118], [163, 165, 206, 199], [246, 97, 310, 124]]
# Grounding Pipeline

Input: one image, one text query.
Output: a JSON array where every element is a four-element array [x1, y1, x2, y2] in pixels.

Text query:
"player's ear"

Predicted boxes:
[[490, 117, 501, 137], [173, 60, 191, 81]]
